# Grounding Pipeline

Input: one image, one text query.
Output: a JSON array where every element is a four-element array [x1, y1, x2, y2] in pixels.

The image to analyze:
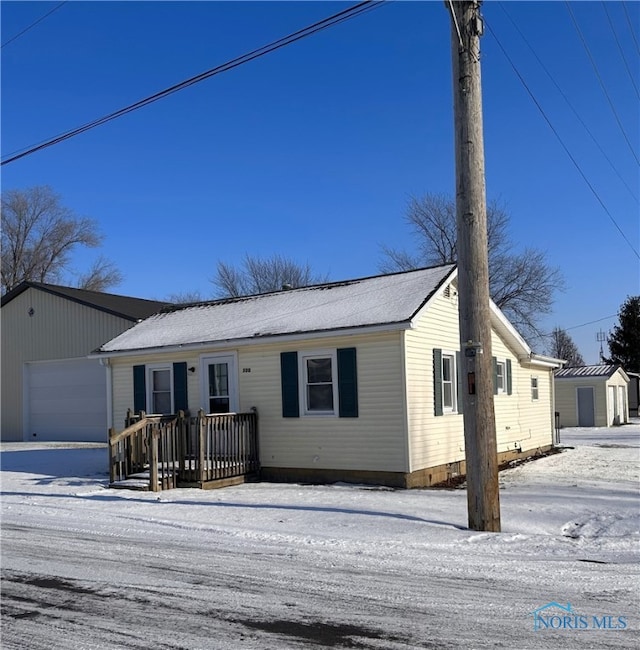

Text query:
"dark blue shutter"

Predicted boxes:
[[133, 365, 146, 413], [506, 359, 513, 395], [492, 356, 498, 395], [434, 349, 443, 416], [280, 351, 299, 418], [337, 347, 358, 418], [456, 351, 463, 414], [173, 362, 188, 413]]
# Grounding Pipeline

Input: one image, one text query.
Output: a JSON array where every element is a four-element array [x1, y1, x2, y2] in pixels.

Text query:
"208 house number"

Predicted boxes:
[[242, 368, 251, 373]]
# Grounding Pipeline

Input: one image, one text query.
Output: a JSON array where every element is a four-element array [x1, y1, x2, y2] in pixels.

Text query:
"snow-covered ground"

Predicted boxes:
[[1, 423, 639, 649]]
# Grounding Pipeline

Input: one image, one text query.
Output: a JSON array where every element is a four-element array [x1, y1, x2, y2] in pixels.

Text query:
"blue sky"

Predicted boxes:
[[2, 1, 638, 364]]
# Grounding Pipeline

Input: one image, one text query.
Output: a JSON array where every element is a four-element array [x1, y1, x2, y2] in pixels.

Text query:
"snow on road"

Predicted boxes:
[[1, 424, 639, 649]]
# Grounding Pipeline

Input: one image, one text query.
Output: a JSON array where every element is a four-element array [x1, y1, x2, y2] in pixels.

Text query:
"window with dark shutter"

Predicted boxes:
[[173, 362, 188, 412], [434, 349, 443, 416], [280, 351, 300, 418], [133, 365, 146, 413], [337, 347, 358, 418]]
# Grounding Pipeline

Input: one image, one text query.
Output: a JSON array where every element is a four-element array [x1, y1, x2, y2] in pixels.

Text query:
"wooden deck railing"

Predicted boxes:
[[108, 408, 259, 491]]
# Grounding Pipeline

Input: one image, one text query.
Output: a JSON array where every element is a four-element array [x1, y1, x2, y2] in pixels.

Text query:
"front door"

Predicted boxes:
[[201, 354, 238, 414]]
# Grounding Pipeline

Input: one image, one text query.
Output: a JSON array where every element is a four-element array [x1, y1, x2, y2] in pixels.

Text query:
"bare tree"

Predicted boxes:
[[74, 256, 123, 292], [380, 193, 564, 343], [546, 327, 585, 366], [164, 290, 204, 304], [212, 253, 328, 298], [1, 186, 122, 293]]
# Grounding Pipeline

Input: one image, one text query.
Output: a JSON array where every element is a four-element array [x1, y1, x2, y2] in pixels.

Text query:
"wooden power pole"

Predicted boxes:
[[448, 0, 501, 532]]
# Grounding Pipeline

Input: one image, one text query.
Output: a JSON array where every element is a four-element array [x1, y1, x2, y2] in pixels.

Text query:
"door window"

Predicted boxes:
[[208, 362, 230, 413]]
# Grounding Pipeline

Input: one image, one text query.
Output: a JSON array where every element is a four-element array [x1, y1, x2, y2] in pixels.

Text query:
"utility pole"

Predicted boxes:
[[447, 0, 500, 532]]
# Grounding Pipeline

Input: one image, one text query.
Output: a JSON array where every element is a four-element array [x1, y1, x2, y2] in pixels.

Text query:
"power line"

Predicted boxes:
[[1, 1, 68, 49], [565, 314, 617, 332], [498, 2, 638, 204], [1, 0, 385, 167], [622, 0, 640, 56], [565, 0, 639, 166], [602, 1, 640, 101], [484, 19, 640, 261]]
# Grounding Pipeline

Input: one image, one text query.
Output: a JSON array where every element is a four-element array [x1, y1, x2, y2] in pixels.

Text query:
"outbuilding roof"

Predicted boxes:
[[97, 264, 456, 354], [554, 364, 623, 379], [1, 281, 168, 322]]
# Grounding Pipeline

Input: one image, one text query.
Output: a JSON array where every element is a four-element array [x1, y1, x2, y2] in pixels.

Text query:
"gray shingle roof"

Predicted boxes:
[[98, 264, 456, 354], [1, 282, 168, 322]]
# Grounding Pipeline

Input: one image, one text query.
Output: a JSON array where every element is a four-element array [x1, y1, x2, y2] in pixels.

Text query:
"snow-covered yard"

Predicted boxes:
[[1, 424, 639, 649]]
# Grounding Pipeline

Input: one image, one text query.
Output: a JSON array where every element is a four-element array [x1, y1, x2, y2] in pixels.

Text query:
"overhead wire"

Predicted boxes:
[[622, 0, 640, 56], [1, 0, 385, 166], [1, 1, 68, 49], [564, 0, 639, 166], [601, 1, 640, 101], [498, 2, 638, 203], [484, 19, 640, 261]]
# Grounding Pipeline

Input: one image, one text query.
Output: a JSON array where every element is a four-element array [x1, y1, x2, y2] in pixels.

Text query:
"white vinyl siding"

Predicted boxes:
[[109, 331, 408, 473], [405, 288, 465, 471], [405, 284, 556, 473]]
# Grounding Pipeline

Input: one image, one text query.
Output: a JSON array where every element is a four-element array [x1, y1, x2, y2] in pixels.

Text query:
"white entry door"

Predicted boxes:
[[201, 354, 238, 414]]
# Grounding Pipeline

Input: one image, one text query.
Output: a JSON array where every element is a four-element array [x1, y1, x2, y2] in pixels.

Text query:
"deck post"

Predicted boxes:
[[108, 427, 117, 484], [251, 406, 259, 474], [150, 425, 159, 492], [197, 409, 206, 485]]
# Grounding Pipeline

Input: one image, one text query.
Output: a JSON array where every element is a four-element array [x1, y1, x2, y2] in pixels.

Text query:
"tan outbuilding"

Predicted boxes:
[[554, 365, 630, 428]]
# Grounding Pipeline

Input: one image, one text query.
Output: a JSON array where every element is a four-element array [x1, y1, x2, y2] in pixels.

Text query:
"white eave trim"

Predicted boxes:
[[408, 266, 459, 326], [524, 353, 565, 369], [89, 321, 412, 360]]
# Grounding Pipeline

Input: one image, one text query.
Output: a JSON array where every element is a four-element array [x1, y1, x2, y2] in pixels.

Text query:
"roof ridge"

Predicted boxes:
[[161, 263, 457, 313]]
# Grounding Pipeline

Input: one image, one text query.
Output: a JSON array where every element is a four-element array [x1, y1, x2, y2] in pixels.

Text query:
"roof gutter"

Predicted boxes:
[[524, 353, 566, 369]]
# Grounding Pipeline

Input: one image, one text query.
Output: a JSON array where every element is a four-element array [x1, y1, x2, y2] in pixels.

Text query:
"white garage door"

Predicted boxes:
[[26, 359, 107, 442]]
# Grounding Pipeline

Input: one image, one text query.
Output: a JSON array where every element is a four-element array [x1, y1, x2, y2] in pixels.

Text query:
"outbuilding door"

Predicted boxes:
[[25, 358, 107, 442], [576, 386, 595, 427]]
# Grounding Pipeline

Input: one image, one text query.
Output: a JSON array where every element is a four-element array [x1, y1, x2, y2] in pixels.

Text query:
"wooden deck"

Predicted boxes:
[[109, 409, 259, 491]]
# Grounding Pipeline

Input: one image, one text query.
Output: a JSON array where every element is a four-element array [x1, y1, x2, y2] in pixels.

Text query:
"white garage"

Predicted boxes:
[[25, 358, 108, 442]]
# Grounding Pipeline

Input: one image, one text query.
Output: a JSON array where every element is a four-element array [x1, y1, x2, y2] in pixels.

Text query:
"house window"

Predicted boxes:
[[496, 360, 506, 394], [442, 354, 456, 411], [149, 366, 173, 414], [531, 377, 539, 401], [300, 351, 338, 415]]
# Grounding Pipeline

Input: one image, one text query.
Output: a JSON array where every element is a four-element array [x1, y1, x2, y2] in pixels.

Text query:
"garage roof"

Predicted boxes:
[[1, 282, 168, 322]]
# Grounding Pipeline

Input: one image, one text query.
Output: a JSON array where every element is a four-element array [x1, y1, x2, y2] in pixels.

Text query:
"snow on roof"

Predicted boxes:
[[97, 264, 455, 354], [555, 364, 622, 379]]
